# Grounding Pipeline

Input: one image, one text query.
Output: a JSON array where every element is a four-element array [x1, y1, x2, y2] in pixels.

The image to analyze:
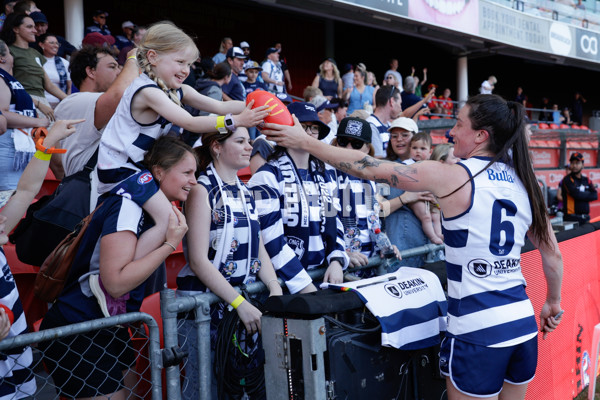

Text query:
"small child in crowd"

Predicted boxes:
[[242, 61, 268, 96], [406, 132, 443, 245]]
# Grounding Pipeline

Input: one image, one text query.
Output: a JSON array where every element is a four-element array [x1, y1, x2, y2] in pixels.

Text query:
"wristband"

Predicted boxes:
[[34, 150, 52, 161], [224, 113, 236, 131], [163, 241, 177, 251], [230, 295, 245, 309], [127, 55, 137, 61], [215, 115, 227, 134], [398, 196, 405, 207]]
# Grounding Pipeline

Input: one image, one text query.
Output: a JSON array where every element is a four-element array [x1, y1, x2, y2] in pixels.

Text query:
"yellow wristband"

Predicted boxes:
[[215, 115, 225, 131], [34, 150, 52, 161], [127, 55, 137, 61], [230, 295, 245, 309]]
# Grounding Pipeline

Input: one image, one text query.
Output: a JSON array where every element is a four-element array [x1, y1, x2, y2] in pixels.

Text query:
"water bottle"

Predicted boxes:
[[372, 228, 401, 274], [373, 228, 395, 259]]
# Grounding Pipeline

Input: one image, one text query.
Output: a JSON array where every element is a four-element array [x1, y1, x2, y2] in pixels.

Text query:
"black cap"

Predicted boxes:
[[336, 117, 372, 144], [570, 152, 584, 162], [93, 10, 108, 17]]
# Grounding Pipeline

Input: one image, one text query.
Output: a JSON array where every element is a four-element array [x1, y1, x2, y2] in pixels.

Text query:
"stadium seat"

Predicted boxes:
[[559, 124, 570, 129], [549, 123, 559, 129], [538, 123, 550, 129], [165, 251, 186, 289], [418, 115, 429, 121], [237, 166, 252, 183], [4, 244, 46, 330], [580, 125, 589, 130], [571, 125, 581, 130]]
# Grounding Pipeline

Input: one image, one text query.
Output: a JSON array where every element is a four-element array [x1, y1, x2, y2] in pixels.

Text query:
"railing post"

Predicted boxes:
[[195, 296, 213, 400], [161, 289, 182, 400]]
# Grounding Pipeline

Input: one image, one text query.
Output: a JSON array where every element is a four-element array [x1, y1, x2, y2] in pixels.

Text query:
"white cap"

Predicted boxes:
[[388, 117, 419, 133], [240, 41, 250, 48], [122, 21, 135, 29]]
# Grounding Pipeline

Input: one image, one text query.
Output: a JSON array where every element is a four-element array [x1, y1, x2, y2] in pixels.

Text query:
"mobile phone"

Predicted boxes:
[[554, 310, 564, 319]]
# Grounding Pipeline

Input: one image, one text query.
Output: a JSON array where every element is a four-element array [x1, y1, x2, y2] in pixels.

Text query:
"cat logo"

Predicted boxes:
[[468, 259, 492, 278], [287, 236, 305, 260]]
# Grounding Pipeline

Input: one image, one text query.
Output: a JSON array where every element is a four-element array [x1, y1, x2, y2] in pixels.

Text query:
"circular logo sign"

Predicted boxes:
[[549, 22, 572, 56], [467, 259, 493, 278]]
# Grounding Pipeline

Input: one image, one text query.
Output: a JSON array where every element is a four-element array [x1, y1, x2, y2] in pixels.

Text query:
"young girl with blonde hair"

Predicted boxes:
[[96, 22, 268, 264]]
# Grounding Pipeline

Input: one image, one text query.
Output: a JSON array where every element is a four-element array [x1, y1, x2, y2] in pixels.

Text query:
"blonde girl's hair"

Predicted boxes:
[[319, 60, 340, 83], [136, 21, 199, 106]]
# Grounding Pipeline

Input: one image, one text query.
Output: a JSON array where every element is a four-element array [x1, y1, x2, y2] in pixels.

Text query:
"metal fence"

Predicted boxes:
[[0, 244, 443, 400], [0, 312, 162, 400]]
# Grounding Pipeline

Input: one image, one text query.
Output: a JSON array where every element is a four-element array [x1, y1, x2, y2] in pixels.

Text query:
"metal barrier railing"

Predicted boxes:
[[0, 244, 444, 400], [0, 312, 162, 400], [160, 243, 444, 400]]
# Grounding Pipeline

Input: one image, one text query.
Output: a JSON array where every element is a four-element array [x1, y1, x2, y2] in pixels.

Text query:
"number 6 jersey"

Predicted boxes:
[[442, 157, 538, 348]]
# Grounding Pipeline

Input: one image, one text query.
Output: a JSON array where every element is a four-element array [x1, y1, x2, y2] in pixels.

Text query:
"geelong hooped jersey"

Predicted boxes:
[[97, 74, 181, 194], [442, 157, 538, 348]]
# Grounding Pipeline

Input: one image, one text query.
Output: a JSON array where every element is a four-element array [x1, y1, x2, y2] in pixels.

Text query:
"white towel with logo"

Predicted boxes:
[[323, 267, 448, 350]]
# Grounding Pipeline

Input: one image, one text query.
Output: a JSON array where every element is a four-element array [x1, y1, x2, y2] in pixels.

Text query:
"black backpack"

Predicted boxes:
[[9, 150, 97, 266]]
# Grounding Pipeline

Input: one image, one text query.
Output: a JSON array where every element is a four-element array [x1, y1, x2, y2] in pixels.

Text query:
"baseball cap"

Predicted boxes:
[[312, 95, 337, 113], [240, 41, 250, 49], [30, 11, 47, 24], [337, 117, 372, 144], [287, 102, 330, 140], [388, 117, 419, 133], [265, 47, 278, 57], [570, 152, 584, 162], [82, 32, 116, 47], [93, 10, 109, 17], [275, 92, 293, 105], [122, 21, 135, 29], [226, 46, 246, 59], [243, 61, 262, 72]]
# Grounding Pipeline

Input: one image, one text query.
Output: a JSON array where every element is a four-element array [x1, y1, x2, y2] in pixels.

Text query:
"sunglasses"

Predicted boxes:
[[301, 123, 320, 135], [337, 137, 365, 149]]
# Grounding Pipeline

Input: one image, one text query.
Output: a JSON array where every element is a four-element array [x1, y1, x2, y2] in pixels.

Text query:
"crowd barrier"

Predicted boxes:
[[0, 312, 162, 399], [2, 224, 599, 399]]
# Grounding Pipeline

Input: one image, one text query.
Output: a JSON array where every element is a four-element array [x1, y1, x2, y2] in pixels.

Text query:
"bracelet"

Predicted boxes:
[[398, 196, 405, 207], [163, 241, 177, 251], [32, 127, 67, 154], [127, 55, 137, 61], [34, 150, 52, 161], [230, 294, 245, 309]]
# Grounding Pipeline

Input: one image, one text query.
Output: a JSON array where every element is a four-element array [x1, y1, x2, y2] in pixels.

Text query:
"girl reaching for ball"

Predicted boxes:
[[96, 22, 269, 265]]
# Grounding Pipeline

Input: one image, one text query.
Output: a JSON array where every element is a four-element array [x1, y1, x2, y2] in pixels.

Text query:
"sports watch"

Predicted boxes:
[[225, 113, 236, 132]]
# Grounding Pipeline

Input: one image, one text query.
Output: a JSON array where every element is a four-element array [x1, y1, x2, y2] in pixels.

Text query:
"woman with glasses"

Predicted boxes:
[[248, 102, 348, 293]]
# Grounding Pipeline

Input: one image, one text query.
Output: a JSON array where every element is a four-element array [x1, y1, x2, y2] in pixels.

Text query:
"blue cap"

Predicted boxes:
[[287, 102, 330, 140]]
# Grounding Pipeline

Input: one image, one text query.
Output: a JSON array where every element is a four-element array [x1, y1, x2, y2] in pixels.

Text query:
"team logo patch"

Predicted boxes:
[[384, 283, 403, 299], [345, 120, 363, 137], [137, 172, 154, 185], [287, 236, 305, 259], [468, 259, 493, 278]]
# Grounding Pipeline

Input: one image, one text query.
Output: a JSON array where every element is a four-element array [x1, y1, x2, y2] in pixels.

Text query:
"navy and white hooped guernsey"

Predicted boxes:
[[442, 157, 538, 348], [96, 74, 181, 194]]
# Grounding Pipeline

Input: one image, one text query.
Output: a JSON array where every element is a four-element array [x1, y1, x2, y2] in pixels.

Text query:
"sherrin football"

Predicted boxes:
[[246, 89, 293, 126]]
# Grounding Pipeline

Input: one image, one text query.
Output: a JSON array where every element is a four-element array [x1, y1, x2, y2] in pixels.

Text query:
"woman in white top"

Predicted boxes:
[[39, 33, 71, 108]]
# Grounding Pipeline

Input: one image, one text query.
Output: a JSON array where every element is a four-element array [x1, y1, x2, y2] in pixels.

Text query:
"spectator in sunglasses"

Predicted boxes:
[[329, 117, 399, 278]]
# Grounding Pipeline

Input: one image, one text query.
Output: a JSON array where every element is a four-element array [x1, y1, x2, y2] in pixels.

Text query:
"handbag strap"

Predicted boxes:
[[83, 147, 99, 173]]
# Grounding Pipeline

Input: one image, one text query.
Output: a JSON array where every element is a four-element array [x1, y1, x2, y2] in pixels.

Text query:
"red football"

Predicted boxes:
[[246, 90, 293, 126], [0, 304, 14, 325]]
